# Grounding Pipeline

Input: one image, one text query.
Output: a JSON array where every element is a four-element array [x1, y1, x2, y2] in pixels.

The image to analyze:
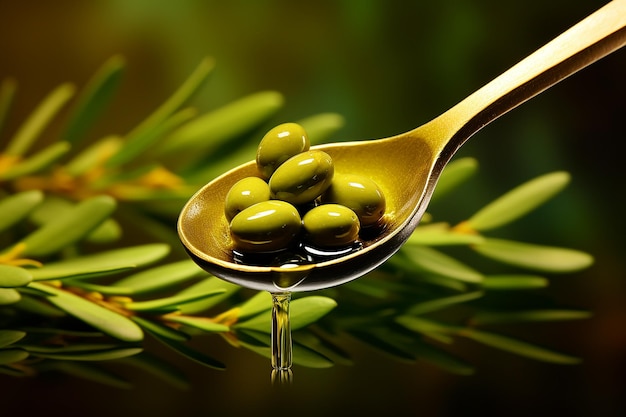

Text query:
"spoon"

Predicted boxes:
[[179, 0, 626, 373]]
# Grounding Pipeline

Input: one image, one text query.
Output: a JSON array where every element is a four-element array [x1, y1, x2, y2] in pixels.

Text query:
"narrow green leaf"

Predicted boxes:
[[0, 190, 43, 233], [114, 57, 215, 165], [14, 294, 66, 317], [0, 78, 17, 137], [0, 288, 21, 305], [64, 136, 122, 176], [431, 157, 479, 201], [296, 112, 345, 145], [5, 83, 75, 156], [460, 328, 582, 364], [0, 265, 32, 288], [0, 330, 26, 348], [466, 171, 570, 231], [131, 316, 190, 342], [165, 315, 230, 333], [0, 349, 29, 365], [400, 245, 483, 283], [348, 329, 416, 363], [405, 291, 483, 316], [106, 107, 197, 167], [157, 90, 283, 154], [27, 195, 121, 244], [176, 277, 241, 315], [237, 329, 334, 368], [0, 141, 71, 180], [147, 330, 225, 370], [28, 347, 142, 361], [29, 282, 144, 342], [20, 195, 117, 257], [113, 259, 206, 295], [481, 274, 549, 290], [123, 289, 226, 313], [61, 55, 125, 145], [290, 296, 337, 330], [471, 309, 592, 325], [472, 238, 594, 273], [407, 224, 485, 246], [235, 291, 271, 319], [292, 331, 354, 366], [29, 243, 170, 281], [395, 315, 461, 337], [234, 296, 337, 332]]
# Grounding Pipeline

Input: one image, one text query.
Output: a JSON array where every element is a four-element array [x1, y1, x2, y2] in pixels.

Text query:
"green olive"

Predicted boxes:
[[302, 204, 360, 247], [224, 177, 271, 221], [229, 200, 301, 252], [256, 122, 310, 179], [269, 150, 334, 205], [322, 173, 386, 226]]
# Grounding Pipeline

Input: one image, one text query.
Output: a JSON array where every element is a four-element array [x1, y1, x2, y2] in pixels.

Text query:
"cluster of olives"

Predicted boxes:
[[224, 122, 385, 260]]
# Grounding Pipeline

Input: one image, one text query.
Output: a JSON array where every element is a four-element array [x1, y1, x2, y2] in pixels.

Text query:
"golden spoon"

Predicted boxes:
[[179, 0, 626, 373], [180, 0, 626, 292]]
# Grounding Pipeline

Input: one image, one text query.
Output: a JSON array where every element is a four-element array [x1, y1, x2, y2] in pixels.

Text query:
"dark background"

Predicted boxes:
[[1, 0, 625, 416]]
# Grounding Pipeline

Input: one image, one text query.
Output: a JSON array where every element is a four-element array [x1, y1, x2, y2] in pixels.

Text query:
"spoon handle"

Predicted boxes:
[[438, 0, 626, 152]]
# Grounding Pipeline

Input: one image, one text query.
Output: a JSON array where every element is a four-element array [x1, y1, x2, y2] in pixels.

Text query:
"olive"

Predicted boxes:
[[229, 200, 301, 252], [322, 173, 386, 226], [256, 122, 310, 179], [224, 177, 271, 221], [269, 150, 334, 205], [302, 204, 360, 247]]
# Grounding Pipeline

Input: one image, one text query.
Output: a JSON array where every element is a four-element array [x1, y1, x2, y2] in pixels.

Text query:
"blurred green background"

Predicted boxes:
[[1, 0, 625, 416]]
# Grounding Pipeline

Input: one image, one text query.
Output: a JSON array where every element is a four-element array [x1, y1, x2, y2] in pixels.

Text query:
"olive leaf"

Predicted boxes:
[[156, 90, 284, 156], [106, 57, 215, 168], [460, 328, 581, 364], [19, 195, 117, 257], [0, 265, 32, 288], [145, 329, 225, 370], [164, 315, 230, 334], [0, 288, 21, 305], [25, 345, 143, 361], [399, 245, 484, 283], [234, 296, 338, 332], [406, 223, 485, 246], [471, 238, 594, 273], [430, 157, 479, 201], [0, 330, 26, 348], [0, 190, 43, 232], [30, 243, 170, 281], [175, 277, 241, 315], [112, 259, 206, 295], [130, 316, 191, 342], [0, 142, 71, 180], [471, 309, 592, 325], [0, 349, 29, 365], [481, 274, 549, 290], [465, 171, 570, 231], [29, 282, 144, 342], [297, 112, 345, 145], [122, 288, 226, 313], [405, 291, 484, 315], [4, 83, 75, 157], [61, 55, 126, 146]]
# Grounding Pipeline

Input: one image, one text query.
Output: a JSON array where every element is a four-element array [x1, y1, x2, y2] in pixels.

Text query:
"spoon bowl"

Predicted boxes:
[[179, 0, 626, 293]]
